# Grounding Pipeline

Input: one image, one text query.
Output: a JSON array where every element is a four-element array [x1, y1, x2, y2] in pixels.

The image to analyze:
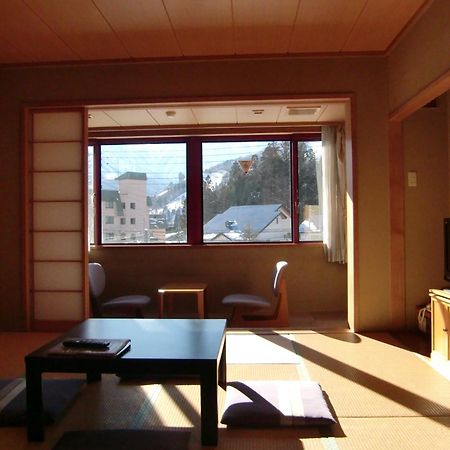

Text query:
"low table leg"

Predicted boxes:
[[26, 364, 44, 441], [200, 365, 218, 446], [218, 339, 227, 390], [87, 371, 102, 382]]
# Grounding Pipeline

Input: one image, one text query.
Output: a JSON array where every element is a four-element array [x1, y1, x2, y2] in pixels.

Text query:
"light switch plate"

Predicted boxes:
[[407, 171, 417, 187]]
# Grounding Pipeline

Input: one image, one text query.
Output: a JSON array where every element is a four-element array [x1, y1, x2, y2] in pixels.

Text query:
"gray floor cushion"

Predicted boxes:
[[221, 380, 336, 427], [0, 378, 85, 426], [52, 429, 191, 450]]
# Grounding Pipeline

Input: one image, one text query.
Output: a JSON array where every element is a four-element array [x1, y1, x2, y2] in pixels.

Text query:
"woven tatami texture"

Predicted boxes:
[[1, 330, 449, 450], [335, 417, 450, 450], [291, 332, 450, 418]]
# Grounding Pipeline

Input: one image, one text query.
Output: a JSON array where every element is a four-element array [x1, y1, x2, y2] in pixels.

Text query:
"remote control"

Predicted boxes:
[[62, 339, 110, 349]]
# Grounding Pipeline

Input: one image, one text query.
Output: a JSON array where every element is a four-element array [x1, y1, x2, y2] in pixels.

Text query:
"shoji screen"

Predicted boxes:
[[25, 108, 89, 331]]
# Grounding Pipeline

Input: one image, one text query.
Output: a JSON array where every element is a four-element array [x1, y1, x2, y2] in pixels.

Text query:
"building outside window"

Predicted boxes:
[[97, 143, 187, 244]]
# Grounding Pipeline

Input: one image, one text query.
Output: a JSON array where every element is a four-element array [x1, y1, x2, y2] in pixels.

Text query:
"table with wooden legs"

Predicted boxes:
[[158, 283, 207, 318]]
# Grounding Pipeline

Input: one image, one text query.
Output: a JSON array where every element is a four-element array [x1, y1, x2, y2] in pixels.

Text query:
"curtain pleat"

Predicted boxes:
[[322, 125, 347, 263]]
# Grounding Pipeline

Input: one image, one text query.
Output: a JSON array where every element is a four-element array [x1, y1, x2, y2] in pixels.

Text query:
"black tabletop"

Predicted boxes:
[[27, 318, 227, 362]]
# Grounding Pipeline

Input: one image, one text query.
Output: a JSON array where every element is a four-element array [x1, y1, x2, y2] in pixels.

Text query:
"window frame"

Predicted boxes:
[[89, 133, 321, 247]]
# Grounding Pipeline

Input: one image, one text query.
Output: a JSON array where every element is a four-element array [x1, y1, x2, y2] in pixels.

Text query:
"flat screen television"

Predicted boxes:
[[445, 218, 450, 281]]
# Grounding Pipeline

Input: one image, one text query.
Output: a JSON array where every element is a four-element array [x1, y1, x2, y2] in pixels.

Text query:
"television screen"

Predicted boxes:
[[444, 218, 450, 281]]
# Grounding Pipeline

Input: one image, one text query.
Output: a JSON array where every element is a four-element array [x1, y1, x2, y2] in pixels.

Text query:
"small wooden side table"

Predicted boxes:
[[158, 283, 207, 318]]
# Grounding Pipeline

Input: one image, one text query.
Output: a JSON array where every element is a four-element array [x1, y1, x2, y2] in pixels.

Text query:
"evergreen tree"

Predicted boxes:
[[298, 142, 319, 222], [204, 140, 319, 223]]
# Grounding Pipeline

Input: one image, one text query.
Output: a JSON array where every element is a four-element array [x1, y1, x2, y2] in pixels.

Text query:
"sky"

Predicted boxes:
[[90, 140, 321, 195]]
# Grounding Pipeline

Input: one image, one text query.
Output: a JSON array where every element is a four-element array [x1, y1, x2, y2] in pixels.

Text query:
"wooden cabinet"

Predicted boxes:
[[429, 289, 450, 364]]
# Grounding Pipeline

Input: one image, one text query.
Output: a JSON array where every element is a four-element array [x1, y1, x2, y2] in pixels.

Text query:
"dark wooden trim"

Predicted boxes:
[[187, 137, 203, 245], [0, 52, 387, 71], [89, 125, 324, 139], [291, 139, 300, 244], [81, 106, 90, 321], [22, 107, 32, 330], [93, 141, 102, 246]]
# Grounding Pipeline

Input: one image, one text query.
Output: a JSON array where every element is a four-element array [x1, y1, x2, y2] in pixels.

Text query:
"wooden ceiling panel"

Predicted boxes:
[[94, 0, 181, 58], [23, 0, 129, 60], [0, 1, 429, 65], [0, 35, 30, 64], [343, 0, 429, 52], [234, 0, 299, 54], [164, 0, 234, 56], [290, 0, 365, 53], [0, 2, 76, 62]]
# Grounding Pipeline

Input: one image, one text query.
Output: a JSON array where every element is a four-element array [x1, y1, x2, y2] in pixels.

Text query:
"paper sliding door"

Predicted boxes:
[[24, 108, 89, 331]]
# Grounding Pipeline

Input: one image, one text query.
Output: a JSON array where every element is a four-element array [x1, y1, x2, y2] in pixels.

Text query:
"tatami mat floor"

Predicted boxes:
[[0, 325, 448, 449]]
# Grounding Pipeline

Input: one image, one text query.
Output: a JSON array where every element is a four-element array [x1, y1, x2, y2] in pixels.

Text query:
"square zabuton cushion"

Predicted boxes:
[[221, 380, 335, 427]]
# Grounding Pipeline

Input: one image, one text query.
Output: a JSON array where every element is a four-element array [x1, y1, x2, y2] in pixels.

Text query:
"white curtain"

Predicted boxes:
[[322, 125, 347, 263]]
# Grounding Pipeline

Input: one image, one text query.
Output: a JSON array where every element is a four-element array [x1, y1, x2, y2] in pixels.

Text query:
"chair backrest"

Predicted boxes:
[[272, 261, 288, 297], [88, 262, 106, 299]]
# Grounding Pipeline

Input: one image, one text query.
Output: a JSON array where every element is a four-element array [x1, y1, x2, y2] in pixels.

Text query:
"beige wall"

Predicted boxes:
[[403, 98, 449, 328], [388, 0, 450, 112], [90, 244, 346, 318], [0, 56, 389, 331]]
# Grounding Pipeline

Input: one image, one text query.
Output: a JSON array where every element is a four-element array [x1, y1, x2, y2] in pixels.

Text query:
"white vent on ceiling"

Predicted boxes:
[[287, 106, 321, 116]]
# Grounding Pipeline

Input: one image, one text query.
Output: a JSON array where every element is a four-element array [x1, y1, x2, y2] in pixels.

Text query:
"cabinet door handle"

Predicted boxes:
[[444, 328, 448, 332]]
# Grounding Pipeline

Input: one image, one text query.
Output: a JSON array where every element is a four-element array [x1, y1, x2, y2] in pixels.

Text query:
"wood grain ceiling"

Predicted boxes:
[[0, 0, 430, 66]]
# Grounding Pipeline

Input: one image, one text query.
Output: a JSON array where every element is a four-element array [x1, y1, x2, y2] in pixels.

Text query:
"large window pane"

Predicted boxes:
[[203, 141, 291, 243], [298, 141, 323, 242], [100, 143, 187, 244]]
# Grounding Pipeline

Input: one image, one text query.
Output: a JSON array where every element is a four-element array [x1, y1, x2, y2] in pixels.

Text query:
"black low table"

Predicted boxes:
[[25, 318, 227, 446]]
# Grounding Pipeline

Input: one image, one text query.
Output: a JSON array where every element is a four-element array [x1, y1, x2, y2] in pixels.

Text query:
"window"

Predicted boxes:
[[89, 136, 322, 245], [98, 143, 187, 244], [203, 141, 291, 243], [298, 141, 323, 242]]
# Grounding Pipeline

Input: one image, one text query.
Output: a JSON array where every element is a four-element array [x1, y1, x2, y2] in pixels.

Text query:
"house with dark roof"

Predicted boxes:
[[204, 204, 291, 242]]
